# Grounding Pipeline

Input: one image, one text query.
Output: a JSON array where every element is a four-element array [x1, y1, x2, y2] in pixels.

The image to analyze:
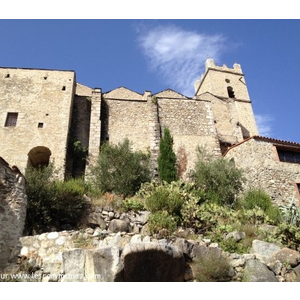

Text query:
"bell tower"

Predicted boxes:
[[194, 59, 259, 152]]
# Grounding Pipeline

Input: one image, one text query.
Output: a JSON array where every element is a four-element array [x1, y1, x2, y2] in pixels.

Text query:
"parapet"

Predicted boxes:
[[205, 58, 243, 74]]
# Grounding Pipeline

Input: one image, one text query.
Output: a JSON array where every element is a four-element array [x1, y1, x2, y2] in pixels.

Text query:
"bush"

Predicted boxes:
[[194, 250, 231, 282], [191, 146, 245, 206], [158, 127, 178, 183], [140, 181, 194, 219], [238, 188, 281, 225], [91, 139, 151, 198], [147, 211, 177, 238], [25, 165, 87, 234], [122, 197, 146, 212]]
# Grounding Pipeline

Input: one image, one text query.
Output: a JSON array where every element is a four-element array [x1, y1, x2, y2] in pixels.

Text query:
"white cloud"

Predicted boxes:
[[255, 114, 274, 137], [137, 25, 226, 96]]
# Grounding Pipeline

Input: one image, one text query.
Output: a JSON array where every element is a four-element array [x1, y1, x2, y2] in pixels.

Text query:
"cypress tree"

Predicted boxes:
[[158, 127, 178, 183]]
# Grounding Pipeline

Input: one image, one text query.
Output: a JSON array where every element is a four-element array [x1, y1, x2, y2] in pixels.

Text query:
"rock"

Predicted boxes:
[[87, 213, 106, 229], [61, 249, 85, 282], [108, 219, 130, 233], [250, 240, 281, 263], [225, 231, 245, 242], [85, 247, 122, 282], [131, 211, 151, 225], [268, 248, 300, 267], [243, 259, 278, 282]]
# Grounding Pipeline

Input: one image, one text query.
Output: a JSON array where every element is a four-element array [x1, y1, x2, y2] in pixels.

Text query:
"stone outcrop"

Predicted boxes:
[[4, 225, 299, 282], [0, 157, 27, 271]]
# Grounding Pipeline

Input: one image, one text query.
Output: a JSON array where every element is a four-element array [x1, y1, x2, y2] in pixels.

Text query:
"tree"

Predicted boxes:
[[191, 146, 245, 205], [158, 127, 178, 183], [91, 139, 151, 198]]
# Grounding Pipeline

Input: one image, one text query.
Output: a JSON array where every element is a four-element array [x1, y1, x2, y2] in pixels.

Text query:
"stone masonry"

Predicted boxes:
[[0, 157, 27, 270], [224, 136, 300, 206]]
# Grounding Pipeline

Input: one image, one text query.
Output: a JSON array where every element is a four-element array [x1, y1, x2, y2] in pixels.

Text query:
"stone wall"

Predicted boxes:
[[156, 92, 221, 175], [0, 67, 75, 178], [0, 157, 27, 270], [224, 137, 300, 206], [102, 88, 150, 153]]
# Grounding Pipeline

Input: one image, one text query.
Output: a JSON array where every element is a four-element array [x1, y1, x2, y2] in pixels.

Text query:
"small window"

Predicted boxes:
[[38, 122, 44, 128], [277, 148, 300, 164], [5, 74, 10, 78], [62, 86, 66, 91], [5, 113, 18, 127], [227, 86, 235, 98]]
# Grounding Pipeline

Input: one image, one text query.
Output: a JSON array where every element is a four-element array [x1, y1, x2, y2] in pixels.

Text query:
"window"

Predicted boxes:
[[227, 86, 235, 98], [277, 148, 300, 164], [5, 112, 18, 127], [297, 184, 300, 195], [38, 122, 44, 128]]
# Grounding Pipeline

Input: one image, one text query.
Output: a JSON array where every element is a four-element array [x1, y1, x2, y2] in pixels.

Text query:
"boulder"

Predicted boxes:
[[268, 248, 300, 267], [243, 259, 278, 282], [108, 219, 130, 233], [85, 247, 122, 282], [250, 240, 281, 263]]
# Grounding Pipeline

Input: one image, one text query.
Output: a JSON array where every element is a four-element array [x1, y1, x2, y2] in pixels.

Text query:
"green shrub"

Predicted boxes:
[[25, 165, 87, 235], [140, 181, 194, 219], [194, 250, 231, 282], [158, 127, 178, 183], [265, 223, 300, 251], [191, 146, 245, 206], [122, 197, 146, 212], [91, 139, 151, 198], [147, 211, 177, 238], [238, 188, 281, 224]]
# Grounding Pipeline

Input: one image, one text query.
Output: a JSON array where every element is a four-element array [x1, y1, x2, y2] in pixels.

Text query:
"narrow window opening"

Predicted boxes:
[[227, 86, 235, 98], [5, 74, 10, 78], [44, 76, 48, 80], [297, 183, 300, 195], [5, 113, 18, 127], [38, 122, 44, 128], [62, 86, 66, 91]]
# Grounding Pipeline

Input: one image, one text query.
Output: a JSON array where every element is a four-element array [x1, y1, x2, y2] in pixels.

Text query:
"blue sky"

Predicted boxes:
[[0, 19, 299, 143]]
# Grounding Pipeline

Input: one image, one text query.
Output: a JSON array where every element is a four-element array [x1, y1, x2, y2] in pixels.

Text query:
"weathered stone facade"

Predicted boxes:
[[0, 59, 259, 179], [0, 67, 76, 179], [1, 59, 300, 203], [0, 157, 27, 270], [195, 59, 258, 148], [224, 136, 300, 206]]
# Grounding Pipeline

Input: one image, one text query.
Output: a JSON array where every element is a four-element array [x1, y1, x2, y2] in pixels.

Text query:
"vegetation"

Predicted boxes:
[[158, 127, 178, 183], [24, 164, 87, 235], [194, 250, 231, 282], [23, 137, 300, 253], [237, 188, 281, 225], [190, 146, 245, 205], [91, 139, 151, 198]]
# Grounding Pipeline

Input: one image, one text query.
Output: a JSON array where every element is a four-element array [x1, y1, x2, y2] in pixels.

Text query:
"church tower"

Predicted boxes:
[[194, 59, 259, 153]]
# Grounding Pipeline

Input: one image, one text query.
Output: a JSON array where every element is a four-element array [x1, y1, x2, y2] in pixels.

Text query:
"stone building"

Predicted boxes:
[[0, 59, 300, 203], [224, 136, 300, 205]]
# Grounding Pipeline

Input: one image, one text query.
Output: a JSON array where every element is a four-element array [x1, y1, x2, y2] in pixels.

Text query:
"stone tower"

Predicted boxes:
[[194, 59, 258, 153]]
